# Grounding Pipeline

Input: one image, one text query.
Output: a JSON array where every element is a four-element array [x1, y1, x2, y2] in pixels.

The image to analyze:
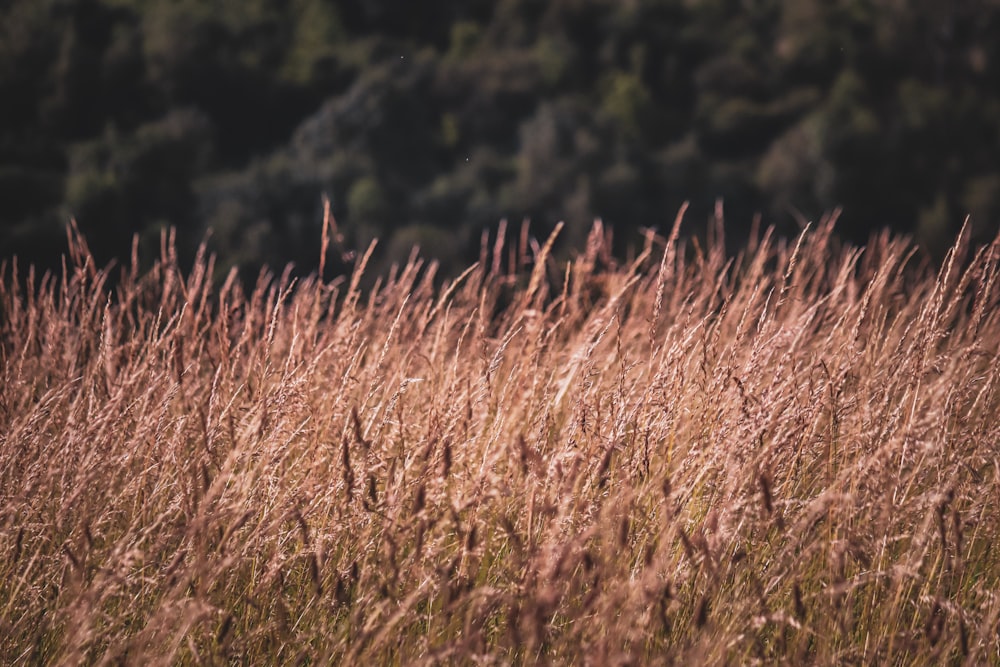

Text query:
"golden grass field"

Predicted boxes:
[[2, 211, 999, 665]]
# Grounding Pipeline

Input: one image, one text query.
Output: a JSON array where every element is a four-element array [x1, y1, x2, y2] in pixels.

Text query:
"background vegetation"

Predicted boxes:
[[3, 0, 1000, 278]]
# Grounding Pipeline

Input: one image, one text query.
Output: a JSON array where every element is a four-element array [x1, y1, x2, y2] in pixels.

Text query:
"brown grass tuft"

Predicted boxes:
[[2, 214, 999, 664]]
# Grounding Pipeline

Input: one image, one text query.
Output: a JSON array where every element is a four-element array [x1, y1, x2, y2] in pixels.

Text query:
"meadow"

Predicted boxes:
[[1, 210, 998, 665]]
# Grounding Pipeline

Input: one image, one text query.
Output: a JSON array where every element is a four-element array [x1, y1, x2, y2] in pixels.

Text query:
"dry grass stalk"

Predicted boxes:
[[1, 215, 999, 665]]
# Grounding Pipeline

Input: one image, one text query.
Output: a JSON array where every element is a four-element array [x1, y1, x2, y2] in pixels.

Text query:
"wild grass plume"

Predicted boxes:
[[2, 213, 999, 665]]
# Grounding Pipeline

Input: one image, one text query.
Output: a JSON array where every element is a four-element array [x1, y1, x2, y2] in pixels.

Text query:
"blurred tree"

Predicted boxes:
[[282, 0, 347, 84], [2, 0, 1000, 276], [347, 176, 391, 246], [600, 70, 655, 141], [65, 108, 213, 262]]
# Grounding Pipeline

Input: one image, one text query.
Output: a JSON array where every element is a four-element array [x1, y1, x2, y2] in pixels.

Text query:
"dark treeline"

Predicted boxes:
[[2, 0, 999, 279]]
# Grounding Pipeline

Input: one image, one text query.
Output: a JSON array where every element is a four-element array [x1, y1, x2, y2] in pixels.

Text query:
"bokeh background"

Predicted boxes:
[[3, 0, 999, 279]]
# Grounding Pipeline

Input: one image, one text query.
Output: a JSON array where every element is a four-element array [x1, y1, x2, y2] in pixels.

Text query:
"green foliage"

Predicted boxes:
[[282, 0, 346, 84], [2, 0, 999, 274], [961, 172, 1000, 240], [600, 70, 654, 141], [347, 176, 390, 247], [65, 109, 212, 260], [534, 35, 574, 87], [447, 21, 482, 61]]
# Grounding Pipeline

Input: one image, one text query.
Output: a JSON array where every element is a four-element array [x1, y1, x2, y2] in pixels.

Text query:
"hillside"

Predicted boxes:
[[3, 0, 999, 276]]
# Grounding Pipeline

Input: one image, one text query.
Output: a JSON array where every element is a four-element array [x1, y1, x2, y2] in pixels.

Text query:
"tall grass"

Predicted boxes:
[[2, 212, 999, 665]]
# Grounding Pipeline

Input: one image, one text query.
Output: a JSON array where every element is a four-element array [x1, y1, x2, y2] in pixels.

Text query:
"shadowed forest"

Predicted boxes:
[[2, 0, 1000, 278]]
